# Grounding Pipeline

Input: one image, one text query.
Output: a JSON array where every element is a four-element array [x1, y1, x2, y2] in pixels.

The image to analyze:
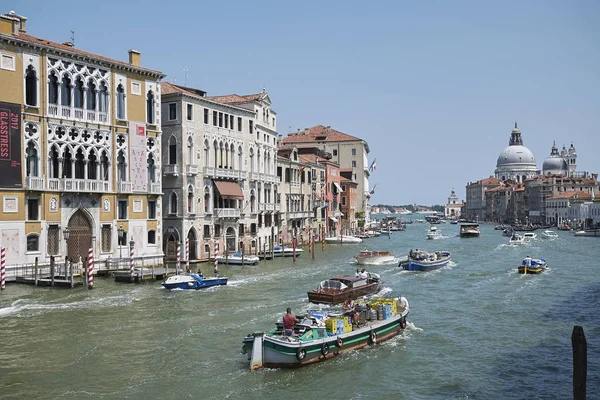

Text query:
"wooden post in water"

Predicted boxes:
[[241, 244, 245, 265], [270, 236, 274, 259], [312, 232, 315, 260], [50, 255, 55, 287], [69, 260, 74, 288], [225, 243, 229, 265], [321, 225, 325, 251], [292, 236, 296, 263], [572, 325, 587, 400], [263, 242, 266, 260], [35, 256, 40, 286], [83, 257, 88, 289]]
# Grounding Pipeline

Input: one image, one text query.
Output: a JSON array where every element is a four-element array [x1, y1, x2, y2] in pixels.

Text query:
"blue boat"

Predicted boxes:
[[162, 274, 228, 290], [403, 250, 451, 271]]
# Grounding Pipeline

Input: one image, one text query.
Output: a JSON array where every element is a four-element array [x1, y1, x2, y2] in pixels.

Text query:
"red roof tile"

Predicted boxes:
[[549, 191, 592, 200], [282, 125, 363, 144], [161, 82, 207, 97], [5, 32, 164, 77], [207, 93, 266, 105]]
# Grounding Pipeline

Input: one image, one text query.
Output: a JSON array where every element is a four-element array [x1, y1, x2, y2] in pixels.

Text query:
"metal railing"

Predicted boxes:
[[47, 104, 108, 124], [25, 176, 45, 190], [214, 208, 241, 218], [164, 165, 179, 175]]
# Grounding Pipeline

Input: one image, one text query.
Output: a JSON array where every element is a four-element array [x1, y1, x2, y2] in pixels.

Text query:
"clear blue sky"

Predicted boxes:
[[6, 0, 599, 205]]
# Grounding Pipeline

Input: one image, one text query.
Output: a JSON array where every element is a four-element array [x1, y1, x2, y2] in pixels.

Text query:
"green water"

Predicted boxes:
[[1, 223, 599, 399]]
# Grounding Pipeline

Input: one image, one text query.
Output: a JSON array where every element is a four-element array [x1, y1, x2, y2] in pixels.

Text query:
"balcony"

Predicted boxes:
[[313, 200, 328, 208], [288, 211, 312, 219], [203, 166, 245, 180], [25, 176, 45, 191], [117, 181, 132, 193], [258, 203, 275, 212], [250, 172, 259, 181], [186, 164, 199, 175], [260, 173, 279, 183], [275, 203, 281, 212], [150, 183, 161, 194], [164, 165, 179, 176], [214, 208, 241, 218], [48, 104, 108, 124], [63, 178, 110, 193]]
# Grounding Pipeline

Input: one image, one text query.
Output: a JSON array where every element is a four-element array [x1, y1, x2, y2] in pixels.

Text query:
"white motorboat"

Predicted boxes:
[[426, 225, 443, 240], [216, 251, 260, 265], [522, 232, 537, 241], [354, 248, 395, 265], [508, 233, 525, 246], [324, 235, 363, 244], [541, 230, 559, 239]]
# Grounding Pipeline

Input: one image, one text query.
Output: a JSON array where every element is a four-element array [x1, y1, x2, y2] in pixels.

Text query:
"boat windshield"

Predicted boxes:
[[319, 280, 348, 291]]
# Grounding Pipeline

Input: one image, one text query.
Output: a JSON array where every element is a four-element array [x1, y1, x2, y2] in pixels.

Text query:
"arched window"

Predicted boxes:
[[74, 77, 84, 108], [229, 143, 235, 169], [98, 82, 108, 113], [147, 153, 156, 183], [26, 234, 39, 252], [100, 150, 109, 181], [187, 136, 194, 165], [238, 146, 243, 171], [25, 65, 37, 106], [63, 148, 73, 178], [75, 148, 85, 179], [48, 72, 58, 104], [169, 136, 177, 165], [88, 150, 98, 180], [213, 140, 219, 168], [187, 186, 194, 214], [49, 146, 59, 178], [204, 140, 210, 167], [86, 80, 96, 110], [26, 142, 38, 177], [117, 150, 127, 181], [249, 148, 254, 173], [250, 190, 256, 213], [60, 75, 72, 106], [116, 84, 125, 120], [170, 191, 178, 215], [204, 187, 211, 213], [146, 90, 155, 124]]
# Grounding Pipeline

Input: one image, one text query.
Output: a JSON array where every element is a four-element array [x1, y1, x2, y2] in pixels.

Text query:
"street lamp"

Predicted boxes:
[[63, 227, 70, 261], [118, 225, 124, 259]]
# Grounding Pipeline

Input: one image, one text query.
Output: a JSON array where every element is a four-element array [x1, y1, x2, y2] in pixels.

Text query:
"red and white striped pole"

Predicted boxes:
[[130, 241, 135, 276], [88, 247, 94, 289], [185, 238, 190, 272], [1, 247, 6, 290], [214, 240, 219, 274], [176, 241, 181, 274]]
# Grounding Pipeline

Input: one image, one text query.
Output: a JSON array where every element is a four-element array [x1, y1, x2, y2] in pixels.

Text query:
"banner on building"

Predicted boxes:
[[0, 102, 22, 188], [129, 121, 147, 192]]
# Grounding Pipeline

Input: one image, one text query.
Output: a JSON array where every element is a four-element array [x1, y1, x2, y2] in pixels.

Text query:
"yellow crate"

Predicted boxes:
[[325, 318, 337, 333], [344, 323, 352, 333]]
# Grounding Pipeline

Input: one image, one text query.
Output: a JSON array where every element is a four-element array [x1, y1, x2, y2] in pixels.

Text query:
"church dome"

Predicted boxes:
[[542, 142, 568, 175], [496, 145, 536, 168], [494, 123, 538, 183]]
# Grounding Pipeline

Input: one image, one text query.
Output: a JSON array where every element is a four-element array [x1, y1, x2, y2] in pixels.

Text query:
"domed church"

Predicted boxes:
[[494, 123, 538, 183], [542, 141, 574, 176]]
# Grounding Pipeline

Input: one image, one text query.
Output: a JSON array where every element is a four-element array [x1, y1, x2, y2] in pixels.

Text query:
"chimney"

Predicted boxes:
[[0, 11, 22, 35], [128, 49, 141, 67], [62, 41, 74, 47]]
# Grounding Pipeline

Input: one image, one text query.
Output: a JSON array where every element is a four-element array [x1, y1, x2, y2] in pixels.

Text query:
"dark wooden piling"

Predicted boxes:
[[69, 260, 74, 288], [572, 325, 587, 400], [50, 256, 55, 287], [34, 257, 39, 286], [241, 245, 245, 265]]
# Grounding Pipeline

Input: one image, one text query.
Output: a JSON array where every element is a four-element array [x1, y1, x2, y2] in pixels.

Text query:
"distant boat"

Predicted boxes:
[[574, 229, 600, 237], [216, 251, 260, 265], [324, 235, 363, 244], [541, 230, 559, 239], [162, 274, 228, 290], [460, 223, 480, 237], [522, 232, 537, 241], [402, 250, 451, 271], [508, 234, 525, 246], [426, 225, 443, 240], [355, 249, 395, 265], [518, 258, 547, 274]]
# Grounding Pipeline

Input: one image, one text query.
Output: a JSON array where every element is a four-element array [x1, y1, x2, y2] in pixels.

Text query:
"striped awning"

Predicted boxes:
[[214, 180, 244, 200]]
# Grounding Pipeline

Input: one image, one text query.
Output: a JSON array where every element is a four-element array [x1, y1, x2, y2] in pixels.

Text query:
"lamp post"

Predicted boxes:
[[63, 227, 70, 261], [118, 225, 124, 260]]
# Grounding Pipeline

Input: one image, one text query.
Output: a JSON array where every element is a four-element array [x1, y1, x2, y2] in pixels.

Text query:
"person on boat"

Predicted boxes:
[[283, 308, 298, 336], [408, 249, 414, 259], [359, 269, 368, 279], [355, 269, 360, 277], [342, 298, 359, 326], [197, 269, 203, 277], [524, 255, 532, 267]]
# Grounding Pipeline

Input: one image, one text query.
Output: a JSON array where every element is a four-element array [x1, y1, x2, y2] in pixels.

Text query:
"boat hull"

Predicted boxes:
[[404, 258, 449, 271], [243, 312, 408, 369], [324, 236, 363, 244], [307, 281, 383, 304], [162, 275, 228, 290], [216, 256, 260, 265], [518, 266, 545, 274], [355, 255, 395, 265]]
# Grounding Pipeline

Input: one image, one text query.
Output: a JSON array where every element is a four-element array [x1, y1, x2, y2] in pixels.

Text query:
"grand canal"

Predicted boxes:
[[1, 222, 599, 399]]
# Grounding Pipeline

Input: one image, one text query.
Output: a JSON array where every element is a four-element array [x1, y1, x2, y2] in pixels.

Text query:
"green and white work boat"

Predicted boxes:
[[241, 297, 409, 370]]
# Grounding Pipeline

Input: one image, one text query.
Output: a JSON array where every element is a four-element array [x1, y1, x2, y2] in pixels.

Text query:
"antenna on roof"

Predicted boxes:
[[70, 30, 75, 46], [183, 66, 188, 87]]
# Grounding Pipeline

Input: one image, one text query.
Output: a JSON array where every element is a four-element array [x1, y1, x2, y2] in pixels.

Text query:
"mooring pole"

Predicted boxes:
[[572, 325, 587, 400], [88, 248, 94, 290], [69, 260, 74, 288], [0, 247, 6, 290], [34, 255, 40, 287], [50, 255, 55, 287]]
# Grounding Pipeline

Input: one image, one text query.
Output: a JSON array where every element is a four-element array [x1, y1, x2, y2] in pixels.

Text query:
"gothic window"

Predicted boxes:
[[187, 186, 194, 214], [49, 146, 59, 178], [26, 234, 40, 252], [63, 148, 73, 178], [86, 80, 96, 110], [147, 153, 156, 183], [88, 150, 98, 180], [116, 84, 125, 120], [213, 140, 218, 168], [146, 91, 155, 124], [60, 76, 71, 106], [74, 148, 85, 179], [169, 136, 177, 165], [187, 136, 194, 165], [249, 148, 254, 173], [204, 140, 210, 167], [204, 187, 210, 213], [117, 150, 127, 181], [25, 142, 38, 177], [170, 191, 178, 214], [25, 65, 37, 106], [229, 143, 235, 169], [98, 82, 108, 113], [48, 72, 58, 104], [238, 146, 243, 171], [101, 225, 111, 252], [100, 150, 109, 181], [74, 77, 84, 108], [47, 225, 59, 255]]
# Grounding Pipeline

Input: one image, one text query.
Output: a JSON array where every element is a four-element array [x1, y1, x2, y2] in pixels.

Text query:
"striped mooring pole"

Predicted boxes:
[[88, 248, 94, 289], [185, 238, 190, 272], [1, 247, 6, 290], [176, 241, 181, 274], [130, 242, 135, 276], [214, 241, 219, 274]]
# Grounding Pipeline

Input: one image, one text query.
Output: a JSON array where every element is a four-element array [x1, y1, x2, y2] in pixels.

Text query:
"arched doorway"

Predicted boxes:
[[67, 209, 93, 263], [225, 227, 236, 252], [164, 229, 180, 261], [187, 228, 197, 260]]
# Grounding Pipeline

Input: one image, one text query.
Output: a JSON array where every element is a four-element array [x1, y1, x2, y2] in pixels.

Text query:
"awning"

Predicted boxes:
[[214, 180, 244, 200], [333, 182, 343, 193], [329, 216, 339, 223]]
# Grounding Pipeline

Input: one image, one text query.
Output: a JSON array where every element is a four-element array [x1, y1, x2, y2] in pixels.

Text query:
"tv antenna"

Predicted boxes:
[[183, 66, 188, 87], [70, 30, 75, 46]]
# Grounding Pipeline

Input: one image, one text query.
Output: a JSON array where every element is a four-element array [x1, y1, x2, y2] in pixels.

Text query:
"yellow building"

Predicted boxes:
[[0, 11, 165, 268]]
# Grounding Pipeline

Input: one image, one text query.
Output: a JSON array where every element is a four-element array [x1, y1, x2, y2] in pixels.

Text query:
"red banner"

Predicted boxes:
[[0, 102, 22, 188]]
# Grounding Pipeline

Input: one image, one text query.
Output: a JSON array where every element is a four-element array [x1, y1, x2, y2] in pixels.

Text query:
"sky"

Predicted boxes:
[[5, 0, 599, 205]]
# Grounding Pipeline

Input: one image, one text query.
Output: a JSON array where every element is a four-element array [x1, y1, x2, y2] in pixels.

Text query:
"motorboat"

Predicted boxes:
[[574, 229, 600, 237], [541, 230, 559, 239], [402, 250, 451, 271], [502, 227, 514, 237], [460, 223, 480, 237], [354, 249, 395, 265], [426, 225, 443, 240], [522, 232, 537, 241], [241, 296, 409, 370], [272, 245, 304, 257], [324, 235, 363, 244], [216, 251, 260, 265], [307, 273, 382, 304], [162, 273, 228, 290], [508, 233, 525, 246], [518, 258, 547, 274]]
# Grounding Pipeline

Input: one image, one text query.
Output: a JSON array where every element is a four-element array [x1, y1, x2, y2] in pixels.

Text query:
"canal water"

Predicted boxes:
[[1, 222, 599, 399]]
